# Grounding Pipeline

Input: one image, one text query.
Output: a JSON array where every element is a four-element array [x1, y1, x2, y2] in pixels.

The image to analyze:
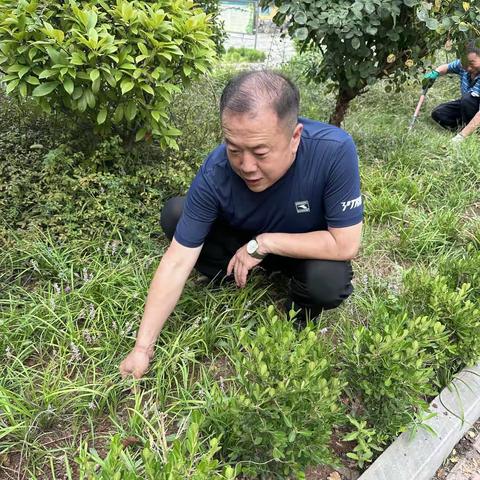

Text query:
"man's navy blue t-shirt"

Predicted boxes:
[[174, 117, 363, 248]]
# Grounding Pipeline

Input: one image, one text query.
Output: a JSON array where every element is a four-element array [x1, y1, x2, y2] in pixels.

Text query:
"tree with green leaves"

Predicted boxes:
[[264, 0, 480, 125], [0, 0, 216, 148]]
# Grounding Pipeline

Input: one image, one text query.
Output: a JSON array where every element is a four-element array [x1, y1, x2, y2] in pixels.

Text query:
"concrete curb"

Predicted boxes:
[[358, 363, 480, 480]]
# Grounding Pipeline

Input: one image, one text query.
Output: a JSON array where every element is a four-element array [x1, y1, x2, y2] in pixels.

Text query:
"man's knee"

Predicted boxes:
[[160, 196, 185, 240], [290, 260, 353, 310], [431, 107, 442, 124], [460, 93, 479, 122]]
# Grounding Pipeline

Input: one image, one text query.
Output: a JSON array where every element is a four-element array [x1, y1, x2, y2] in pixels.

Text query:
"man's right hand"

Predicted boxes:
[[422, 70, 440, 88], [119, 346, 154, 379]]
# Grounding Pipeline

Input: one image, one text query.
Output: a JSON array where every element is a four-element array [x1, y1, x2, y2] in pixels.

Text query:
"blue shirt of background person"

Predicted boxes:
[[447, 59, 480, 97]]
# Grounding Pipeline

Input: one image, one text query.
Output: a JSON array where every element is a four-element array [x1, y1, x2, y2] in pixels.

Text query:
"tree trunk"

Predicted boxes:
[[329, 87, 360, 127]]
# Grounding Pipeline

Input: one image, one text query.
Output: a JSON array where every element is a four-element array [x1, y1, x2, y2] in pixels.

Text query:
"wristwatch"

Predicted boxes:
[[246, 237, 267, 260]]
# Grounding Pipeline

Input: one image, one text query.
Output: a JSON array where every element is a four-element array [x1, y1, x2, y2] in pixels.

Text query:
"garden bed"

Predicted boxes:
[[1, 67, 479, 478]]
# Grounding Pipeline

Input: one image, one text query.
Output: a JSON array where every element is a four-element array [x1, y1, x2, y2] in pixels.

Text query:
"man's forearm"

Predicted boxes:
[[257, 228, 360, 261], [434, 64, 449, 75], [134, 255, 191, 352], [460, 110, 480, 138]]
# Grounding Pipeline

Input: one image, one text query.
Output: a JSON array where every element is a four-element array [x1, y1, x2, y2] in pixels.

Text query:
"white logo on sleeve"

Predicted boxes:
[[341, 195, 362, 212], [295, 200, 310, 213]]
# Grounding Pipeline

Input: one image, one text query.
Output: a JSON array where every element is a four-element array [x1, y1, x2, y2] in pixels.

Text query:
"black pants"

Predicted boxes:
[[431, 93, 480, 130], [161, 197, 354, 314]]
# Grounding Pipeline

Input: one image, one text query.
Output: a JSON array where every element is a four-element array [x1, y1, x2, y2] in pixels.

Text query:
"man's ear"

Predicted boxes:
[[291, 123, 303, 150]]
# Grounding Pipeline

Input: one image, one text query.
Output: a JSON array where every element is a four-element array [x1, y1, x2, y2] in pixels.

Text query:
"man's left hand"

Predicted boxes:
[[227, 244, 264, 288]]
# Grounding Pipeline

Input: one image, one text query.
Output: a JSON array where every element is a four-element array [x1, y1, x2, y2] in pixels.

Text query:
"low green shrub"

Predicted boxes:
[[403, 270, 480, 372], [0, 0, 216, 147], [78, 412, 236, 479], [222, 47, 266, 63], [340, 308, 450, 442], [204, 306, 343, 478]]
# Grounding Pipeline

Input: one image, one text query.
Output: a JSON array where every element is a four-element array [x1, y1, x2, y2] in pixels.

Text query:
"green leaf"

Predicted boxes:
[[5, 79, 20, 94], [32, 81, 59, 97], [351, 37, 361, 50], [26, 75, 40, 85], [121, 80, 134, 94], [78, 94, 87, 112], [113, 104, 124, 123], [163, 127, 181, 136], [72, 86, 83, 100], [90, 69, 100, 82], [88, 27, 98, 45], [97, 108, 107, 125], [279, 4, 290, 13], [125, 101, 137, 121], [46, 46, 68, 66], [138, 43, 148, 56], [85, 88, 96, 108], [135, 127, 147, 142], [19, 82, 27, 97], [71, 52, 85, 65], [92, 77, 101, 94], [18, 66, 29, 79], [63, 78, 74, 95], [141, 84, 154, 95], [294, 27, 308, 41], [294, 11, 307, 25], [426, 17, 439, 30]]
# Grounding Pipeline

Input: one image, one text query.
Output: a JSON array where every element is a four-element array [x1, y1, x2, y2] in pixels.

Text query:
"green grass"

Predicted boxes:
[[1, 65, 479, 478], [222, 47, 266, 64]]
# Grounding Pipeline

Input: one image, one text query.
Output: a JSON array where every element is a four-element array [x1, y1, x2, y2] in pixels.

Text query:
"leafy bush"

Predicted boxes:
[[0, 0, 216, 147], [403, 270, 480, 372], [223, 47, 266, 63], [78, 412, 236, 479], [204, 306, 343, 478], [0, 92, 203, 243], [340, 308, 450, 442]]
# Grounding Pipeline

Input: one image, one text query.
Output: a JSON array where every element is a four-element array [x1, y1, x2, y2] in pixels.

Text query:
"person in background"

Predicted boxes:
[[423, 39, 480, 143]]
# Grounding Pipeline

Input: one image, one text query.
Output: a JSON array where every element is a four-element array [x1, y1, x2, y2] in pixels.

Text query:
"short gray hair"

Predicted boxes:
[[220, 70, 300, 131]]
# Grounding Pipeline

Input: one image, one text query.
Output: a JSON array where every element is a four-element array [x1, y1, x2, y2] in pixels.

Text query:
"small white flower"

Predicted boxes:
[[89, 304, 96, 320], [82, 268, 93, 283], [30, 259, 40, 272], [111, 240, 120, 255], [83, 330, 94, 344], [53, 283, 61, 295], [69, 342, 81, 363]]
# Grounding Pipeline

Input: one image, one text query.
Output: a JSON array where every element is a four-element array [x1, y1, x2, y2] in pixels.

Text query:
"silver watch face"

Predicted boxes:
[[247, 239, 258, 254]]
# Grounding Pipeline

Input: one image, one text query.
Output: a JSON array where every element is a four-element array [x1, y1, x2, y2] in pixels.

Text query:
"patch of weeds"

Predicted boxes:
[[78, 411, 237, 479]]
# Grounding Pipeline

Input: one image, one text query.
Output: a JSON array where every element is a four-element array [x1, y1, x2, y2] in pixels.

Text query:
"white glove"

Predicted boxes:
[[451, 133, 465, 144]]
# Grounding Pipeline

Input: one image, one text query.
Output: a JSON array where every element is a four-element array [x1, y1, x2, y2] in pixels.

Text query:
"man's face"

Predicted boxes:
[[221, 108, 303, 192], [466, 52, 480, 76]]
